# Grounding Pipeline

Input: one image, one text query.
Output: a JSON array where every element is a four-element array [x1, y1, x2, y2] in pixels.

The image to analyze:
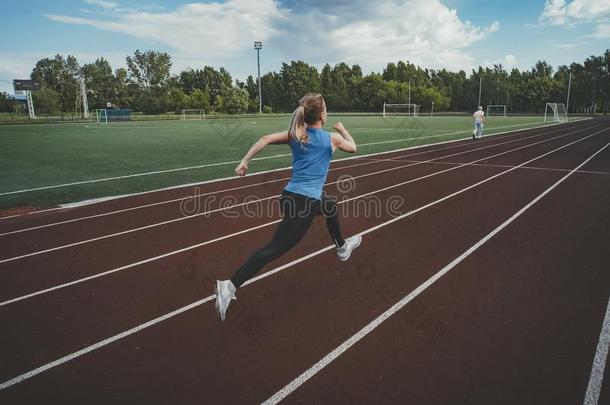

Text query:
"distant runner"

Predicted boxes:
[[473, 106, 485, 139]]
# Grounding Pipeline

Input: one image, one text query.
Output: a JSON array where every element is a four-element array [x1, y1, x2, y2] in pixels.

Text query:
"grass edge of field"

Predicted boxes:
[[53, 119, 572, 209], [0, 117, 590, 214]]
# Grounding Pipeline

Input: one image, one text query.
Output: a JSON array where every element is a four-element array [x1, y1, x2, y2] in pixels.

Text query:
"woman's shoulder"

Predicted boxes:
[[311, 127, 332, 136]]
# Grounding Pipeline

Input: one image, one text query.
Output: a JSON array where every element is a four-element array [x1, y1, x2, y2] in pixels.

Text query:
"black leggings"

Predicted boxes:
[[230, 191, 345, 288]]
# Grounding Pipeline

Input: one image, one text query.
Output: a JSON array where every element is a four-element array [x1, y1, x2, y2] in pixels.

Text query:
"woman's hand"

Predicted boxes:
[[235, 161, 248, 177], [333, 122, 346, 133]]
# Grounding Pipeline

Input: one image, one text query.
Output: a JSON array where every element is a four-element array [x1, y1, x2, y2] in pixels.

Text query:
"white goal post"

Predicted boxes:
[[95, 109, 108, 124], [181, 109, 206, 120], [383, 103, 419, 117], [486, 104, 507, 117], [544, 103, 568, 123]]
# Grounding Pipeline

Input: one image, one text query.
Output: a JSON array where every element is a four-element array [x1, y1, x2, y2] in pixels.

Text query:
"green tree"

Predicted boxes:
[[0, 92, 15, 112], [416, 86, 450, 112], [321, 63, 359, 110], [21, 49, 610, 115], [31, 54, 80, 113], [189, 87, 211, 111], [217, 87, 249, 114], [353, 73, 386, 110], [32, 86, 61, 114], [126, 49, 172, 89], [168, 87, 189, 112], [178, 67, 232, 107], [279, 61, 320, 109], [260, 72, 284, 111], [245, 75, 258, 100], [113, 68, 130, 107], [81, 57, 115, 109], [125, 50, 172, 113], [382, 62, 398, 82], [430, 69, 467, 111]]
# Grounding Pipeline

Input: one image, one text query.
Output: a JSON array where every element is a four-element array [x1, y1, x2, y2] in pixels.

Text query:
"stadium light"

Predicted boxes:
[[566, 71, 572, 113], [254, 41, 263, 114]]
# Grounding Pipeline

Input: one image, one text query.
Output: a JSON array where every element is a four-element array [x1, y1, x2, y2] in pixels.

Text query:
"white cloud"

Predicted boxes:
[[483, 54, 518, 69], [325, 1, 498, 71], [593, 22, 610, 37], [1, 1, 502, 93], [45, 0, 498, 75], [504, 54, 518, 66], [46, 0, 288, 61], [540, 0, 610, 25], [83, 0, 118, 9], [0, 53, 50, 93], [550, 40, 587, 48]]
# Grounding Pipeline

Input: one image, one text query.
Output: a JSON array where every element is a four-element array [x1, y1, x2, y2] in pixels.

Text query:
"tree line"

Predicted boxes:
[[0, 49, 608, 115]]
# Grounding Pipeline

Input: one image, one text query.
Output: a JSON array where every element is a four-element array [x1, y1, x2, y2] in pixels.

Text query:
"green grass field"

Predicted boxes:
[[0, 115, 553, 210]]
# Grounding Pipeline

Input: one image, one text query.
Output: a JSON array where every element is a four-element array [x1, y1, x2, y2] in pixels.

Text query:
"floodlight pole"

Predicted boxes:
[[254, 41, 263, 114], [80, 77, 89, 119], [566, 71, 572, 113], [431, 101, 434, 117], [408, 80, 412, 115], [478, 76, 482, 106]]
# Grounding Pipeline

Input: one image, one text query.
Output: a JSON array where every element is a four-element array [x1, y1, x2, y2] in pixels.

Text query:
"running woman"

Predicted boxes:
[[215, 93, 362, 321], [472, 106, 485, 139]]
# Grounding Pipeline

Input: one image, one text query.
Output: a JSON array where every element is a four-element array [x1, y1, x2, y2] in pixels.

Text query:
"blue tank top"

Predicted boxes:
[[284, 127, 333, 200]]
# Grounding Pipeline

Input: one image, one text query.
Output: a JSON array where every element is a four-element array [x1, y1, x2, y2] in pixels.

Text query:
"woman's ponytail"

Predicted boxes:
[[288, 93, 325, 145], [288, 105, 308, 144]]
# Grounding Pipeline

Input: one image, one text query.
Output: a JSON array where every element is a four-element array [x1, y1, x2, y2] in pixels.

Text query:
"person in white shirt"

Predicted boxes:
[[472, 106, 485, 139]]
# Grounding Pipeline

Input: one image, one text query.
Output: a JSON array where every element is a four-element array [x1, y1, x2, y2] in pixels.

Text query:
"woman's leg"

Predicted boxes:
[[321, 196, 345, 248], [230, 195, 315, 288]]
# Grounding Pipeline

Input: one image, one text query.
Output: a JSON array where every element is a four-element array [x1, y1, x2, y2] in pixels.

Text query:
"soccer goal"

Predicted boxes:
[[544, 103, 568, 123], [382, 103, 419, 117], [95, 109, 108, 124], [486, 104, 507, 117], [181, 109, 206, 120]]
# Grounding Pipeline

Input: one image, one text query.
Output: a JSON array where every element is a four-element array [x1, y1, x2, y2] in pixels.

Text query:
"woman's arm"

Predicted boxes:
[[235, 131, 290, 176], [331, 122, 357, 153]]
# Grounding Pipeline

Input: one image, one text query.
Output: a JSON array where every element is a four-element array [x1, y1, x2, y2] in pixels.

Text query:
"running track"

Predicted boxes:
[[1, 118, 609, 404]]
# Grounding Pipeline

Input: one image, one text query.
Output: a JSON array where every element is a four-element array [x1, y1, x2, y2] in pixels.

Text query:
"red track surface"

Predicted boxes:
[[1, 118, 609, 404]]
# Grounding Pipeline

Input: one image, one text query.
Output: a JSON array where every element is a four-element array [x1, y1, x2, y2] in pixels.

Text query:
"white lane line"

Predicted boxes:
[[0, 121, 553, 197], [0, 121, 568, 220], [263, 140, 610, 405], [0, 177, 292, 237], [54, 121, 579, 205], [0, 220, 281, 308], [0, 121, 565, 234], [0, 153, 290, 197], [0, 139, 502, 237], [0, 294, 217, 391], [0, 135, 605, 392], [361, 158, 610, 176], [0, 126, 602, 305], [0, 123, 590, 263], [584, 296, 610, 405]]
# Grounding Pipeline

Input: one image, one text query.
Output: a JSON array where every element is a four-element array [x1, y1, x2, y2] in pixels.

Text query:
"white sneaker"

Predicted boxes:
[[215, 280, 236, 322], [337, 235, 362, 261]]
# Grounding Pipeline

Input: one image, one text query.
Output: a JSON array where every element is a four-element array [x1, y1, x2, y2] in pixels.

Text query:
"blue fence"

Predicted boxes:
[[105, 109, 133, 121]]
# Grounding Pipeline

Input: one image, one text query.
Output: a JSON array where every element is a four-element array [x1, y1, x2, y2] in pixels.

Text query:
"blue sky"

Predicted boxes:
[[1, 0, 609, 93]]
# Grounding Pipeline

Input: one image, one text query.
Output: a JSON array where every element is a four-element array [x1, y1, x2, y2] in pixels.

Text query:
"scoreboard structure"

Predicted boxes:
[[13, 79, 41, 91], [13, 79, 40, 119]]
